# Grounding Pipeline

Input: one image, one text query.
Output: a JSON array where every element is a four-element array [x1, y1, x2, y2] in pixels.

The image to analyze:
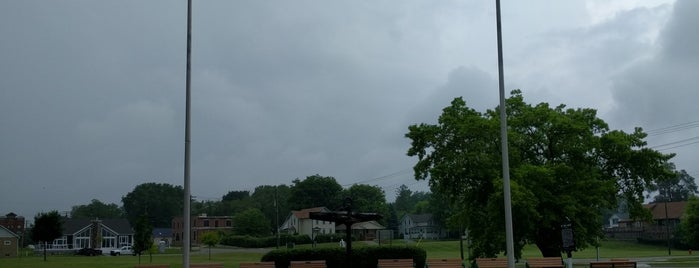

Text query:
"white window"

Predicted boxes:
[[4, 240, 10, 245]]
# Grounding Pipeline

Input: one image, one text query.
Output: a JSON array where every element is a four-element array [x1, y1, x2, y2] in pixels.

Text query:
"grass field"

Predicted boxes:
[[1, 240, 698, 268]]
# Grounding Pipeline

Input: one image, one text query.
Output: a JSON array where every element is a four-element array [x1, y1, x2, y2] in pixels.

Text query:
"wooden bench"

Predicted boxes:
[[239, 262, 275, 268], [427, 258, 463, 267], [475, 258, 508, 268], [191, 263, 225, 268], [290, 260, 326, 268], [526, 257, 563, 268], [589, 260, 637, 268], [134, 265, 170, 268], [378, 258, 414, 267]]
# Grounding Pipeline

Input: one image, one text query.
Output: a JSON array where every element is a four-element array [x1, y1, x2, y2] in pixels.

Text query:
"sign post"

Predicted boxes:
[[561, 219, 575, 268]]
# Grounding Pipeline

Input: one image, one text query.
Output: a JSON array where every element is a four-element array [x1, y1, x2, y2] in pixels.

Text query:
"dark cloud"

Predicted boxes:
[[610, 0, 698, 168], [1, 1, 689, 219]]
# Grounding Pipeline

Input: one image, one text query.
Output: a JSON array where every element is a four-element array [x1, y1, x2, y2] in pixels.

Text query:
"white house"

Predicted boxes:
[[279, 207, 335, 238], [399, 213, 444, 239], [45, 218, 133, 253]]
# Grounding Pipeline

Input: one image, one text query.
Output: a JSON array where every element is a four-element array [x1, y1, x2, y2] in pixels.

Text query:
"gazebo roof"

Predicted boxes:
[[309, 211, 382, 225]]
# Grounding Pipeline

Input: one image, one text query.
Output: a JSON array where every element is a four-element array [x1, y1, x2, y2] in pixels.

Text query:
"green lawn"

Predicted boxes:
[[2, 240, 698, 268]]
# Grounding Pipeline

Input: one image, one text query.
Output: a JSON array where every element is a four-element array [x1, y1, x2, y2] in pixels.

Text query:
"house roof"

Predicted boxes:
[[153, 228, 172, 237], [644, 201, 687, 220], [0, 225, 19, 238], [292, 207, 328, 220], [336, 220, 385, 230], [64, 218, 133, 235], [2, 212, 20, 218], [405, 214, 433, 223]]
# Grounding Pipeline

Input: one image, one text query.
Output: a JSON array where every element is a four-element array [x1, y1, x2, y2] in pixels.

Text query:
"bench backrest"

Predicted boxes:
[[426, 258, 463, 268], [134, 265, 170, 268], [589, 261, 637, 268], [191, 263, 224, 268], [526, 257, 563, 268], [290, 260, 326, 268], [239, 262, 275, 268], [378, 258, 414, 268], [475, 258, 508, 268]]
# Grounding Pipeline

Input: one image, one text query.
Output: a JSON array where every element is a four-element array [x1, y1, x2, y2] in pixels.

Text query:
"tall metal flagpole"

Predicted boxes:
[[495, 0, 515, 267], [183, 0, 193, 267]]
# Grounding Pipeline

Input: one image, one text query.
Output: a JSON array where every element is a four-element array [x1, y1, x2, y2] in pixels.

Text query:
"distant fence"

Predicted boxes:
[[605, 226, 678, 241]]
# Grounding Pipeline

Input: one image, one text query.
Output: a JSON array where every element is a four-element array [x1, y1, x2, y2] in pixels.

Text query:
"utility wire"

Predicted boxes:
[[342, 168, 412, 186], [646, 120, 699, 136], [651, 136, 699, 150]]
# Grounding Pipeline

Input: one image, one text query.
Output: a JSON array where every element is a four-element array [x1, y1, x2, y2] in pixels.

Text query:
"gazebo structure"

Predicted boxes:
[[309, 197, 382, 263]]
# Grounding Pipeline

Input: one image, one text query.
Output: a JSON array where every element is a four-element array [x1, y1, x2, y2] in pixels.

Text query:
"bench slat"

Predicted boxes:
[[427, 258, 463, 268], [239, 262, 275, 268], [191, 263, 224, 268], [526, 257, 563, 268], [290, 260, 326, 268], [475, 258, 508, 268], [378, 258, 414, 268]]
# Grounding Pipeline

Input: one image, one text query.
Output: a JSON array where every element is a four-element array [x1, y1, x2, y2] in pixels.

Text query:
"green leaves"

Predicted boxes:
[[405, 91, 674, 258]]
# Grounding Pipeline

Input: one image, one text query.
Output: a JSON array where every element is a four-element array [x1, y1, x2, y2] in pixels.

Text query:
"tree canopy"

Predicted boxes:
[[342, 184, 389, 224], [122, 182, 184, 227], [71, 199, 124, 219], [251, 184, 291, 234], [288, 175, 343, 210], [233, 208, 270, 237], [405, 91, 674, 258], [648, 164, 697, 203]]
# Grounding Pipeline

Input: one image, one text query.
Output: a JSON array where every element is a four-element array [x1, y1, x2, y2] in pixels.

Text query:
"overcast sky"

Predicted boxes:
[[2, 0, 697, 220]]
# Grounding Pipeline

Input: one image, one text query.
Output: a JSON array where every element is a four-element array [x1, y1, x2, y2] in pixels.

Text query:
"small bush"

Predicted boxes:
[[221, 233, 317, 248]]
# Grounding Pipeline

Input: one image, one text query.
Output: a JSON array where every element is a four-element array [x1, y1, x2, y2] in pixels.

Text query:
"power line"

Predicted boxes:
[[342, 168, 412, 186], [646, 120, 699, 136], [651, 135, 699, 150]]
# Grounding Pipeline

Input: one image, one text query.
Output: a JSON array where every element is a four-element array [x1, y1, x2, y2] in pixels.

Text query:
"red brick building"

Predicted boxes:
[[0, 213, 25, 243], [172, 214, 233, 246]]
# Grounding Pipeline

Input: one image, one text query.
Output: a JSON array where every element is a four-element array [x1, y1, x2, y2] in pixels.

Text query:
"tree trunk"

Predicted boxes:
[[536, 228, 562, 257], [43, 242, 47, 261]]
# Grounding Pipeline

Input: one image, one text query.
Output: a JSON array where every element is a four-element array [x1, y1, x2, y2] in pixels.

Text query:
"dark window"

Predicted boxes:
[[203, 220, 209, 227]]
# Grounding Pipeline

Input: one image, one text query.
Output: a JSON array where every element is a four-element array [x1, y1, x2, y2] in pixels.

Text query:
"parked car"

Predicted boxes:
[[109, 245, 134, 256], [76, 247, 102, 256]]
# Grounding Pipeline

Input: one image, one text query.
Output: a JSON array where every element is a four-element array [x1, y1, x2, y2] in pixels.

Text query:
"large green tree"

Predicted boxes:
[[222, 190, 250, 201], [233, 208, 270, 237], [288, 175, 343, 210], [70, 199, 124, 219], [122, 182, 184, 227], [405, 91, 674, 258], [30, 211, 63, 261], [649, 164, 697, 203], [251, 185, 291, 234], [393, 184, 431, 218], [342, 184, 389, 225]]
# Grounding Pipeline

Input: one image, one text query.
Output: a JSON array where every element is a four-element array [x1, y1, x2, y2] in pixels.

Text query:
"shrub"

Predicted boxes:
[[261, 245, 426, 268], [221, 233, 317, 248]]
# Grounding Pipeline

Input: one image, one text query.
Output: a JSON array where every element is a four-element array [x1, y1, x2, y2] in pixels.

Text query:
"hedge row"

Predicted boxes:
[[261, 246, 426, 268], [220, 233, 355, 248]]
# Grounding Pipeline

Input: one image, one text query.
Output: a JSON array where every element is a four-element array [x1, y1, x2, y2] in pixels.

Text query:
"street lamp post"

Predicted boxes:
[[312, 227, 321, 248]]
